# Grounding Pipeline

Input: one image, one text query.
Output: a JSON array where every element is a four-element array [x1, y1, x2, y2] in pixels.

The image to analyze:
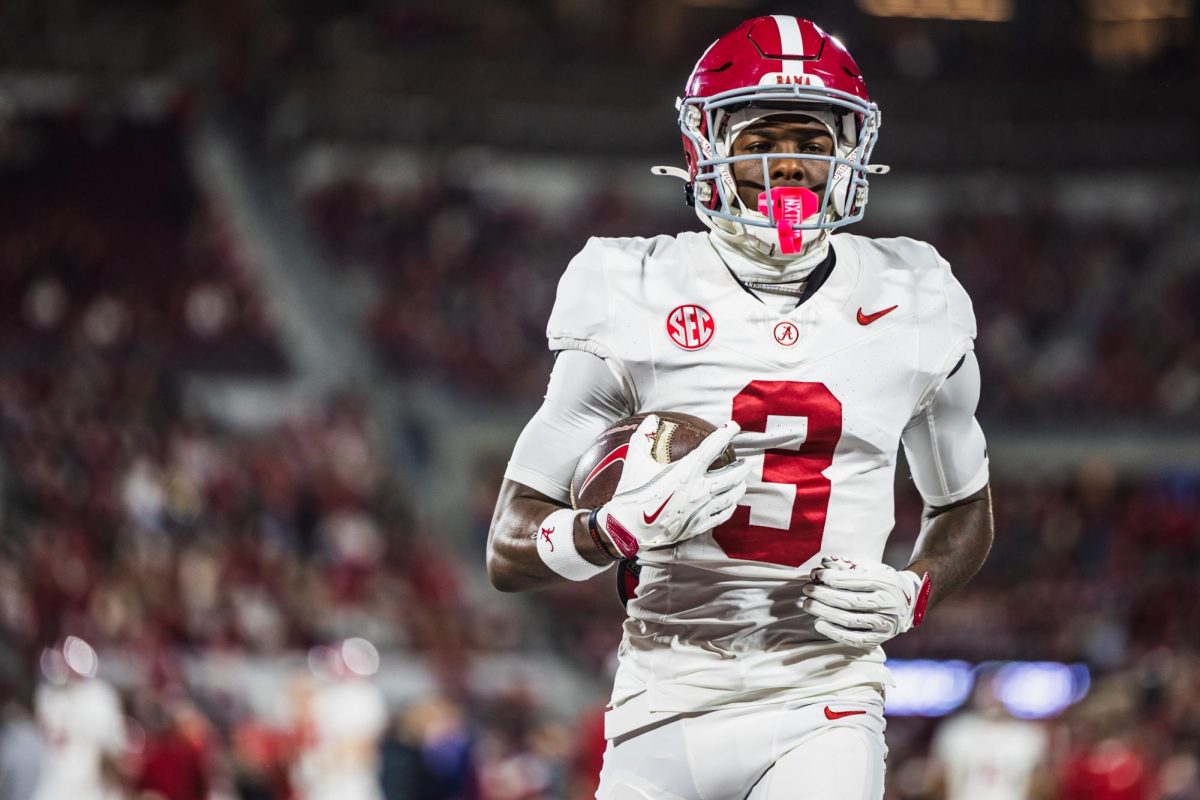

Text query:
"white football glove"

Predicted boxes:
[[801, 556, 931, 648], [595, 414, 749, 557]]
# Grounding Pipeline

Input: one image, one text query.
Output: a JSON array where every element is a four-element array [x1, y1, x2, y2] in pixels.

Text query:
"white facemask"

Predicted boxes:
[[708, 108, 843, 281]]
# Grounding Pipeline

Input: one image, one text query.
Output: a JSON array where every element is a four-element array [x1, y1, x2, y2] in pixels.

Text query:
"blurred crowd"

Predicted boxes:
[[0, 330, 594, 798], [5, 0, 1185, 85], [304, 175, 679, 400], [0, 111, 568, 799], [930, 207, 1200, 423], [305, 173, 1200, 423], [0, 336, 487, 798], [889, 466, 1200, 666], [0, 113, 286, 375]]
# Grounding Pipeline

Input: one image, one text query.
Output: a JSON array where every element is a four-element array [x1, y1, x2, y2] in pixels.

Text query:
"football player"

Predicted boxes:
[[487, 16, 993, 799], [929, 674, 1052, 800]]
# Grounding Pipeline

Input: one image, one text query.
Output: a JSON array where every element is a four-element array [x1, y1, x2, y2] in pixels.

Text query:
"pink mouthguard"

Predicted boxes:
[[757, 187, 819, 255]]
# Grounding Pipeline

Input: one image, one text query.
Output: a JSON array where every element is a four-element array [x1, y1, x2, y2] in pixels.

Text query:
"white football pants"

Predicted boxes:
[[596, 688, 886, 800]]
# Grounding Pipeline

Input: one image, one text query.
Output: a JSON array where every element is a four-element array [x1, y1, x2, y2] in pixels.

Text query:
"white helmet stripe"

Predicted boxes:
[[771, 15, 806, 75]]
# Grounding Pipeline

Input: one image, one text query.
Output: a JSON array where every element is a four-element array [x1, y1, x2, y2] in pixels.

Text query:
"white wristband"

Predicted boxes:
[[536, 508, 609, 581]]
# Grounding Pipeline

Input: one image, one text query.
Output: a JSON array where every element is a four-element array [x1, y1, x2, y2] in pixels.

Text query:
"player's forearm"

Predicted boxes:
[[486, 480, 614, 592], [905, 484, 993, 608]]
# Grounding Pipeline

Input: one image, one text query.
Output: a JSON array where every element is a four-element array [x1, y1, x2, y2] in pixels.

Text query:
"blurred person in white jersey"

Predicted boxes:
[[488, 15, 993, 799], [291, 639, 388, 800], [32, 637, 127, 800], [929, 673, 1051, 800]]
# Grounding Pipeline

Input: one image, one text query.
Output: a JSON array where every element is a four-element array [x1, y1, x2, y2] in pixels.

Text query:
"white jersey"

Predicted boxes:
[[293, 680, 388, 800], [33, 679, 125, 800], [932, 712, 1048, 800], [535, 230, 981, 734]]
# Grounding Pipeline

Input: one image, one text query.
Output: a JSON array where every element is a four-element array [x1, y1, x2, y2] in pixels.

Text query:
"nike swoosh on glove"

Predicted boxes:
[[800, 556, 931, 648], [597, 415, 750, 557]]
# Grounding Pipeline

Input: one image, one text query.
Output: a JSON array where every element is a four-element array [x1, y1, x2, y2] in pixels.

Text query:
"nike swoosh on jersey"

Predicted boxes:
[[643, 493, 674, 524], [824, 706, 867, 720], [856, 305, 898, 325]]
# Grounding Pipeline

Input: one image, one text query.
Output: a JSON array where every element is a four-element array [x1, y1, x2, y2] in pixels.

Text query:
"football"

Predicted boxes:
[[569, 412, 738, 510]]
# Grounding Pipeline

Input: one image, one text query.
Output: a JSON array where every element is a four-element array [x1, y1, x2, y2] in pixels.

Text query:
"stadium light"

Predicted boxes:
[[886, 659, 1092, 718], [1084, 0, 1191, 22], [856, 0, 1013, 21], [1083, 0, 1192, 66], [885, 659, 975, 716], [994, 662, 1091, 719]]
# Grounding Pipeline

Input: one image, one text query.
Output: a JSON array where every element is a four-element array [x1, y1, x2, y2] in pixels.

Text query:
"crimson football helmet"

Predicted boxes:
[[655, 16, 887, 257]]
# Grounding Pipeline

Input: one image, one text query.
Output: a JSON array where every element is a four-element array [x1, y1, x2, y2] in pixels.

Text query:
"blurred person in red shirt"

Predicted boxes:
[[1059, 737, 1155, 800], [135, 692, 212, 800], [569, 705, 606, 800], [1057, 682, 1157, 800], [232, 718, 296, 800]]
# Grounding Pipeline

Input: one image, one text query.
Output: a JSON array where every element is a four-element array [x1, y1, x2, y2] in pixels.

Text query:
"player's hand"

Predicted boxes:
[[801, 557, 931, 648], [596, 415, 749, 557]]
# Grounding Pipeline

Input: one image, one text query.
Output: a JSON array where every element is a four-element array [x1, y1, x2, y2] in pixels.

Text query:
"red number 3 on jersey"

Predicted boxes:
[[713, 381, 842, 567]]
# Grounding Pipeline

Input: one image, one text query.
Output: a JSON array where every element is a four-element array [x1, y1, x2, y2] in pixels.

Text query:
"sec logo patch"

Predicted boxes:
[[666, 304, 714, 351]]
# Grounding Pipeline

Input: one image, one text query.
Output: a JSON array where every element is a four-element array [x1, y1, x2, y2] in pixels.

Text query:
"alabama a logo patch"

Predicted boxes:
[[666, 304, 715, 351], [773, 320, 799, 347]]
